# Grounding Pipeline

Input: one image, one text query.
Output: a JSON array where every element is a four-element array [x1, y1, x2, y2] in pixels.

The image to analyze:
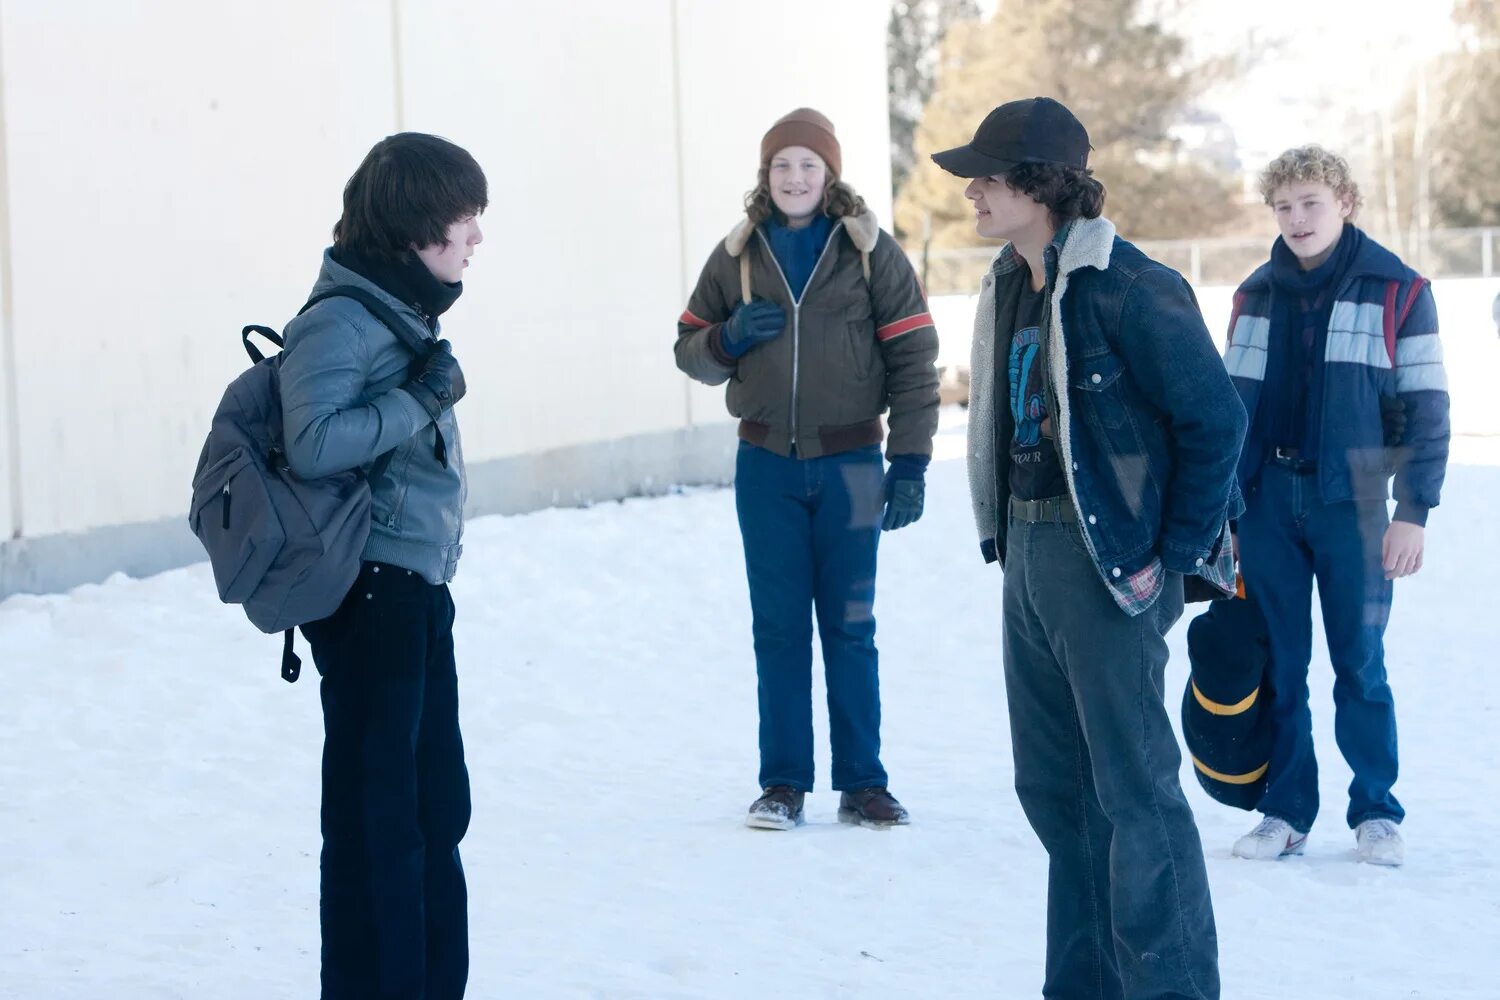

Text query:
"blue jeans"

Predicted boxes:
[[1238, 462, 1401, 833], [1003, 514, 1218, 1000], [302, 562, 471, 1000], [734, 441, 887, 792]]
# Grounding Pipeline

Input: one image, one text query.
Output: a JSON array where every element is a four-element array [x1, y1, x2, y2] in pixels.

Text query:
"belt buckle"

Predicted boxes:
[[1274, 447, 1296, 462]]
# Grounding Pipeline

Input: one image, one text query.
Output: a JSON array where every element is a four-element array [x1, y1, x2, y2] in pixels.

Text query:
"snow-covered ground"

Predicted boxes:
[[3, 403, 1498, 999]]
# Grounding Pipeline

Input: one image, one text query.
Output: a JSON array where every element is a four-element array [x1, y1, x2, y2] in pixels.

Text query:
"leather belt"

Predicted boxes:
[[1009, 494, 1077, 524], [1269, 446, 1316, 473]]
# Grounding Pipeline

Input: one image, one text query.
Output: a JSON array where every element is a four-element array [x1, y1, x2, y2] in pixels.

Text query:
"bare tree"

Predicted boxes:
[[888, 0, 981, 214]]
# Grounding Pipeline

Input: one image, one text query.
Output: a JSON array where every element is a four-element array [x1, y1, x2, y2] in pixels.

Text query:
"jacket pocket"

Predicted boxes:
[[844, 320, 881, 381], [369, 439, 413, 533], [189, 448, 287, 603], [727, 333, 788, 424], [1072, 353, 1130, 431]]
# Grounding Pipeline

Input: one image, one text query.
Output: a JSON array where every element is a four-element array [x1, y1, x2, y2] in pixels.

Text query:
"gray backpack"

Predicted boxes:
[[189, 286, 431, 681]]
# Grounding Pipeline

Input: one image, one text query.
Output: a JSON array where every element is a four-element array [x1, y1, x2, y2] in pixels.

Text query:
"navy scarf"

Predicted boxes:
[[1259, 224, 1364, 454], [764, 213, 834, 300], [331, 246, 463, 330]]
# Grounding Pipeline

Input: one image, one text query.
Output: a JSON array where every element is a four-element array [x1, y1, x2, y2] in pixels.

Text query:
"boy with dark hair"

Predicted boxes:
[[935, 97, 1246, 1000], [280, 132, 485, 999], [1225, 145, 1449, 867]]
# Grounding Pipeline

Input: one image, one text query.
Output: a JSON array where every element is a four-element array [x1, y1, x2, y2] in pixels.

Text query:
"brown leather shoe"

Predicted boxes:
[[746, 786, 805, 830], [838, 788, 910, 828]]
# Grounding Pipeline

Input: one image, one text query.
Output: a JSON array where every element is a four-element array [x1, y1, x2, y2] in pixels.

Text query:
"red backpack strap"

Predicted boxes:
[[1384, 275, 1431, 369], [1397, 275, 1429, 329], [1225, 291, 1247, 350], [1381, 279, 1399, 368]]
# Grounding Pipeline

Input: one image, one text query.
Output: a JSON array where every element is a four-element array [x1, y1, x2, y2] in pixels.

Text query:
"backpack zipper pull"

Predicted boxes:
[[222, 484, 232, 530]]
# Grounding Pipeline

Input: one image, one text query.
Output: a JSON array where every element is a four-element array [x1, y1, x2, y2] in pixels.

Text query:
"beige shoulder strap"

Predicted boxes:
[[739, 236, 869, 302]]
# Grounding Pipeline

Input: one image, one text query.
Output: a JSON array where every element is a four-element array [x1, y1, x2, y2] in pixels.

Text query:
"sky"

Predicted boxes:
[[973, 0, 1461, 166], [1183, 0, 1459, 163]]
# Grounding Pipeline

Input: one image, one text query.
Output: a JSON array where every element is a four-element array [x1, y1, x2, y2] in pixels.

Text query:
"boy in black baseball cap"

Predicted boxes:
[[936, 97, 1246, 999]]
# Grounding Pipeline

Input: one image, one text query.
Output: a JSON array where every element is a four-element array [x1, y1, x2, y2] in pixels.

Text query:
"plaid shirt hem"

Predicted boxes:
[[1104, 521, 1237, 616]]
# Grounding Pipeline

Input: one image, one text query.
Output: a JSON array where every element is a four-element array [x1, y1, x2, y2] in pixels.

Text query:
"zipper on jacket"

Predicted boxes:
[[754, 221, 846, 452], [1312, 273, 1361, 486], [221, 484, 231, 530]]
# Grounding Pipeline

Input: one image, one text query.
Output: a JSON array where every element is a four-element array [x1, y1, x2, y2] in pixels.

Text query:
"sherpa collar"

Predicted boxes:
[[725, 208, 879, 257], [988, 215, 1117, 281]]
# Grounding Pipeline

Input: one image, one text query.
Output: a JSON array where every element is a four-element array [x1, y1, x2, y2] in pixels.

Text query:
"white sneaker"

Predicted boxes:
[[1355, 819, 1404, 867], [1232, 816, 1308, 860]]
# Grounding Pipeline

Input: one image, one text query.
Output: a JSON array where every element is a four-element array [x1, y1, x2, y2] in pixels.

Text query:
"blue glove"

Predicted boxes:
[[720, 298, 786, 359], [882, 454, 929, 531]]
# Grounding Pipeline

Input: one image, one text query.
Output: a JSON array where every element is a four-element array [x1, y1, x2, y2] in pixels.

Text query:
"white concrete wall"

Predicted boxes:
[[0, 0, 891, 594], [674, 0, 893, 430], [1, 0, 396, 541]]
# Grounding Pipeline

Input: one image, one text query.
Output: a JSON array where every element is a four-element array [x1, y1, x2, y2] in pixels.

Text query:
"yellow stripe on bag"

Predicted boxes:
[[1191, 679, 1259, 716], [1191, 755, 1269, 786]]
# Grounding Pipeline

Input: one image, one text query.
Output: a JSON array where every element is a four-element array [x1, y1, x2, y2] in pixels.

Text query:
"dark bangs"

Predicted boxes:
[[333, 132, 488, 262]]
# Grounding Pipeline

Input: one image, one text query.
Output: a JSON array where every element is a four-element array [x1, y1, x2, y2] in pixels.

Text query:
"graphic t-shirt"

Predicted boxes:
[[1007, 282, 1070, 500]]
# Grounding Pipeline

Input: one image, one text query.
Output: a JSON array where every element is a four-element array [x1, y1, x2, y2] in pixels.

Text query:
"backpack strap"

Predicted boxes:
[[281, 628, 301, 683], [297, 285, 450, 468], [1381, 275, 1431, 373], [1381, 279, 1400, 368], [298, 285, 433, 356], [741, 230, 874, 312], [1225, 291, 1247, 352], [1395, 276, 1429, 333], [241, 324, 284, 364]]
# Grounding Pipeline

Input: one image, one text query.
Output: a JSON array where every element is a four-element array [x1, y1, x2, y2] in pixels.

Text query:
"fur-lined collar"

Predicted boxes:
[[725, 209, 879, 257], [987, 216, 1117, 281]]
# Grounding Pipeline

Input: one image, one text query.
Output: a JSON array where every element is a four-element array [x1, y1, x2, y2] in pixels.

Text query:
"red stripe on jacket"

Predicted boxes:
[[1225, 291, 1246, 351], [680, 308, 711, 329], [876, 312, 933, 342]]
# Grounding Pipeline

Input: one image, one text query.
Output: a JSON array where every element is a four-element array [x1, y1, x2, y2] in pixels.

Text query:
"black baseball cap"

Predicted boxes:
[[931, 97, 1091, 177]]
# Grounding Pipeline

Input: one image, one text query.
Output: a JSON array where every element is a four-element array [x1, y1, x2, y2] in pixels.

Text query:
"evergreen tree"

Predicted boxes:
[[894, 0, 1241, 249]]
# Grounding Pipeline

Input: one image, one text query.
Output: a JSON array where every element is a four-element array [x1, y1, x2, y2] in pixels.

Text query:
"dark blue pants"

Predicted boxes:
[[734, 441, 887, 792], [1003, 514, 1218, 1000], [302, 562, 472, 1000], [1238, 462, 1401, 833]]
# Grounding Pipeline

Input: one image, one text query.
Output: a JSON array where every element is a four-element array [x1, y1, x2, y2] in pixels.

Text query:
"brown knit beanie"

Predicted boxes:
[[760, 108, 842, 177]]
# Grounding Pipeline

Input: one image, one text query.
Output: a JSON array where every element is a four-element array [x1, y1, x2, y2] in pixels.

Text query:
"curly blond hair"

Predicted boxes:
[[1258, 145, 1363, 219]]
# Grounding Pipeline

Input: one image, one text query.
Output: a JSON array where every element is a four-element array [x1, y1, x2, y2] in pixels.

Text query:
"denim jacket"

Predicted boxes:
[[967, 217, 1247, 615]]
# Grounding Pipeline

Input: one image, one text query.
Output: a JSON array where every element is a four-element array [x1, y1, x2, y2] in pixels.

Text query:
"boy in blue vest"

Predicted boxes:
[[1224, 145, 1450, 866]]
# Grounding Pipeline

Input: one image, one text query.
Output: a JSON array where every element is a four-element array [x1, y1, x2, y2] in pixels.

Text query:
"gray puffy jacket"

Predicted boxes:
[[279, 250, 466, 584]]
